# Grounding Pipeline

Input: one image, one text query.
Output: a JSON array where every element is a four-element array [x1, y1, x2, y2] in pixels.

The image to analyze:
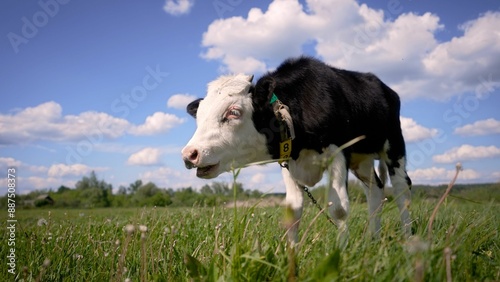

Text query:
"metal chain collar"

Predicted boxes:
[[300, 185, 337, 226]]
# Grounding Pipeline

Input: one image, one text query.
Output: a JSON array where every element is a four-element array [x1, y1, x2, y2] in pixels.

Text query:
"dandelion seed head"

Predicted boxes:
[[115, 239, 120, 246], [456, 162, 463, 171], [37, 218, 47, 226], [405, 236, 429, 254], [125, 224, 135, 234], [43, 258, 50, 267], [139, 225, 148, 233]]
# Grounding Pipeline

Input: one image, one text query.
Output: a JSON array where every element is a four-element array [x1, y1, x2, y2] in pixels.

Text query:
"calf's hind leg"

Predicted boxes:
[[327, 151, 350, 246], [386, 156, 412, 237], [352, 157, 385, 236]]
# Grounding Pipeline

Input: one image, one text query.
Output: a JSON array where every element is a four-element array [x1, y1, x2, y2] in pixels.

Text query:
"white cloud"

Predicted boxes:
[[250, 172, 266, 184], [129, 112, 185, 135], [454, 118, 500, 136], [0, 101, 129, 144], [201, 0, 312, 73], [433, 144, 500, 164], [401, 117, 438, 143], [201, 0, 500, 100], [163, 0, 194, 16], [127, 147, 163, 166], [167, 94, 197, 110], [47, 163, 107, 178], [0, 102, 186, 144], [409, 166, 480, 184], [0, 157, 48, 175], [422, 12, 500, 93], [0, 157, 22, 169], [139, 166, 199, 188]]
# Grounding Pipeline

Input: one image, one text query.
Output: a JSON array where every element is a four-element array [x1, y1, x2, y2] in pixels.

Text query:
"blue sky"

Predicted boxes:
[[1, 0, 499, 194]]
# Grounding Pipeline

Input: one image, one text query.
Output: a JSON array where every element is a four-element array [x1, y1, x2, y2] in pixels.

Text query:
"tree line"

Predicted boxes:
[[4, 171, 265, 209]]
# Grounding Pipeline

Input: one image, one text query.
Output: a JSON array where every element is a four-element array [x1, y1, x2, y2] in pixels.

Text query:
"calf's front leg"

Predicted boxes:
[[281, 167, 304, 246]]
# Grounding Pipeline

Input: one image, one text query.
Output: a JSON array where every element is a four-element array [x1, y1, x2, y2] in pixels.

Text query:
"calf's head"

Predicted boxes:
[[181, 74, 271, 178]]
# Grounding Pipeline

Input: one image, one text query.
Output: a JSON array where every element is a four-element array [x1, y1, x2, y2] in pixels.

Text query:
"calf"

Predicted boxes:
[[182, 57, 412, 244]]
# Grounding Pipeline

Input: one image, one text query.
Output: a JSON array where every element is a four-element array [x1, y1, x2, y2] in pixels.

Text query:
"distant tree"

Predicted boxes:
[[57, 185, 71, 194], [117, 185, 128, 195], [200, 184, 214, 195], [211, 182, 230, 196], [128, 180, 143, 194], [148, 192, 172, 207], [74, 171, 112, 207]]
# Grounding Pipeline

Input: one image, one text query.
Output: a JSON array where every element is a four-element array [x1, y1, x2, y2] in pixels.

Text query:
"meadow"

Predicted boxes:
[[1, 193, 499, 281]]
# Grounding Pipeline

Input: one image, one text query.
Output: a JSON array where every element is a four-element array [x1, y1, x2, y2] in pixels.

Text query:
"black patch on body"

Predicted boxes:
[[250, 56, 409, 178]]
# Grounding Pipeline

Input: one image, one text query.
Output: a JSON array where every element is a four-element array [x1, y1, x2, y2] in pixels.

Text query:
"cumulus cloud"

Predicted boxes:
[[164, 0, 194, 16], [409, 166, 480, 184], [454, 118, 500, 136], [139, 166, 200, 188], [201, 0, 500, 100], [0, 157, 48, 174], [0, 157, 22, 169], [129, 112, 185, 135], [250, 172, 266, 184], [48, 163, 107, 178], [167, 94, 197, 110], [0, 102, 185, 144], [127, 147, 163, 166], [433, 144, 500, 163], [401, 117, 438, 143]]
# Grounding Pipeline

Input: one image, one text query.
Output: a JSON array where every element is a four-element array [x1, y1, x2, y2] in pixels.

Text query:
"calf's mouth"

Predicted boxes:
[[196, 163, 220, 178]]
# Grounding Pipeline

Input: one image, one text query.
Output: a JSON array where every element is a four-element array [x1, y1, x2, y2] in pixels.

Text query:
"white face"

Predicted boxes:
[[181, 74, 271, 179]]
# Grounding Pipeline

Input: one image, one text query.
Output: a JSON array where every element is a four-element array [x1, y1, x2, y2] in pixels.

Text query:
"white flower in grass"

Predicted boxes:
[[125, 224, 135, 234], [42, 258, 50, 267], [37, 218, 47, 226], [139, 225, 148, 233]]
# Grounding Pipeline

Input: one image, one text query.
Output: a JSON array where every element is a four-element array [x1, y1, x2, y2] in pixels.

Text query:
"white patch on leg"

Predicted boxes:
[[325, 147, 349, 245], [282, 168, 304, 245], [353, 155, 385, 236], [390, 157, 412, 237]]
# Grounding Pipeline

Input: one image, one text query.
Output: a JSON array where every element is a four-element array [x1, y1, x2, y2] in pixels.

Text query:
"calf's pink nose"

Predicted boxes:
[[182, 146, 199, 168]]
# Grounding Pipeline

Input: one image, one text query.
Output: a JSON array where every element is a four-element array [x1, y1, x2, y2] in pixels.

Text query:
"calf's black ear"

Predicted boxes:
[[254, 77, 276, 105], [187, 98, 203, 118]]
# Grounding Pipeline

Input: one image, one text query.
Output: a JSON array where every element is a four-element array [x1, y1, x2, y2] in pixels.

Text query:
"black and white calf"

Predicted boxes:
[[182, 57, 412, 244]]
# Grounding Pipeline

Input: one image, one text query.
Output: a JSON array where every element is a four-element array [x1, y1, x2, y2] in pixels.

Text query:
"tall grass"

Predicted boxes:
[[1, 189, 499, 281]]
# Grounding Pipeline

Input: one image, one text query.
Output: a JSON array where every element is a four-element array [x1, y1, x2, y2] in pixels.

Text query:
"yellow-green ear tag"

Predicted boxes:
[[279, 139, 292, 161]]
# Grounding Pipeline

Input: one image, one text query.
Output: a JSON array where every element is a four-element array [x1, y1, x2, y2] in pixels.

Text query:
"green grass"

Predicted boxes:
[[1, 197, 499, 281]]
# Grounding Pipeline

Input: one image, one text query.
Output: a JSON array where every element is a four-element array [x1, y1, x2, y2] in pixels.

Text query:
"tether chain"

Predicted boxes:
[[299, 185, 337, 226]]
